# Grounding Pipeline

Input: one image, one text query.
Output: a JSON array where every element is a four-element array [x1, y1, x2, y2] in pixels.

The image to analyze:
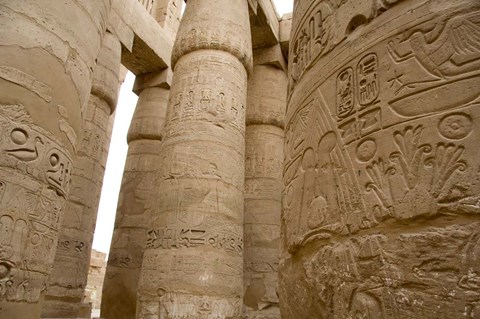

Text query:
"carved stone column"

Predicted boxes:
[[136, 0, 252, 318], [101, 70, 171, 319], [101, 1, 181, 318], [41, 31, 121, 319], [280, 0, 480, 318], [0, 1, 110, 318], [243, 46, 286, 319]]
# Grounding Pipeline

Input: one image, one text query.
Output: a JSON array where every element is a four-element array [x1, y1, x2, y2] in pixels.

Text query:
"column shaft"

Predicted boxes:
[[101, 74, 170, 319], [136, 0, 252, 318], [0, 1, 110, 318], [41, 31, 121, 318], [102, 0, 182, 317], [244, 63, 287, 319]]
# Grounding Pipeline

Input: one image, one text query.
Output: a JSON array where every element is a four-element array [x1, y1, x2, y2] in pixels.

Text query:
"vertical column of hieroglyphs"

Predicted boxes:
[[280, 0, 480, 318], [41, 31, 121, 319], [101, 69, 172, 319], [101, 1, 181, 318], [243, 47, 287, 319], [136, 0, 252, 318], [0, 1, 110, 318]]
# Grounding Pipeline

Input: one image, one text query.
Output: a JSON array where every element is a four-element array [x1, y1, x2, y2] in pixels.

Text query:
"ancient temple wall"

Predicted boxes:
[[41, 31, 121, 318], [280, 0, 480, 318], [243, 62, 287, 318], [0, 1, 111, 318], [136, 0, 253, 317]]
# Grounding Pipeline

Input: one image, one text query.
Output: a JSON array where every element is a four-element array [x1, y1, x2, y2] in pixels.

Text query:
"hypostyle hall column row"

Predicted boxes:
[[101, 0, 182, 318], [243, 45, 287, 319], [101, 69, 172, 319], [41, 31, 122, 319], [136, 0, 252, 318], [0, 1, 111, 318]]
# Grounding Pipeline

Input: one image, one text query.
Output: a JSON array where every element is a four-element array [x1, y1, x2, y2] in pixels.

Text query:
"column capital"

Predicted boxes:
[[171, 0, 253, 72], [91, 31, 122, 114]]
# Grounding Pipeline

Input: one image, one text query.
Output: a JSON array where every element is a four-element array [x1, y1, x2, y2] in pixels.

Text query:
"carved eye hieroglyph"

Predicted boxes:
[[10, 128, 28, 145]]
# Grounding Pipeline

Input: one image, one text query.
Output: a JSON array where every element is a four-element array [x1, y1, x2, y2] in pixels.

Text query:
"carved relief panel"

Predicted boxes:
[[0, 104, 72, 305], [281, 0, 480, 317]]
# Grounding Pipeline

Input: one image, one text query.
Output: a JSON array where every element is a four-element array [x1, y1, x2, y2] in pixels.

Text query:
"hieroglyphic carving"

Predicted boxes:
[[357, 54, 379, 107], [0, 104, 70, 308], [290, 2, 333, 90], [0, 104, 73, 198], [281, 226, 480, 318], [146, 226, 243, 254], [386, 10, 480, 117], [282, 2, 480, 318], [438, 113, 473, 140], [245, 144, 283, 179], [289, 0, 405, 93], [56, 236, 88, 257], [167, 88, 244, 130], [137, 291, 243, 319], [284, 93, 366, 250], [137, 1, 251, 314], [336, 68, 354, 119], [364, 124, 469, 220], [164, 59, 247, 142], [356, 138, 377, 163]]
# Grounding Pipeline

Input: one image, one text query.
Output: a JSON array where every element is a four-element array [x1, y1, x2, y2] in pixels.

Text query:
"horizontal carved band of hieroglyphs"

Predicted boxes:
[[146, 226, 243, 254], [168, 88, 245, 129], [56, 236, 88, 256], [0, 104, 73, 197]]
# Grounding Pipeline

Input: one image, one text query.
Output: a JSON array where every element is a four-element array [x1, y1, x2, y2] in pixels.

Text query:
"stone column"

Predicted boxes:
[[0, 1, 110, 318], [41, 31, 121, 319], [101, 1, 182, 317], [101, 70, 171, 319], [243, 46, 287, 319], [136, 0, 252, 318], [280, 0, 480, 318]]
